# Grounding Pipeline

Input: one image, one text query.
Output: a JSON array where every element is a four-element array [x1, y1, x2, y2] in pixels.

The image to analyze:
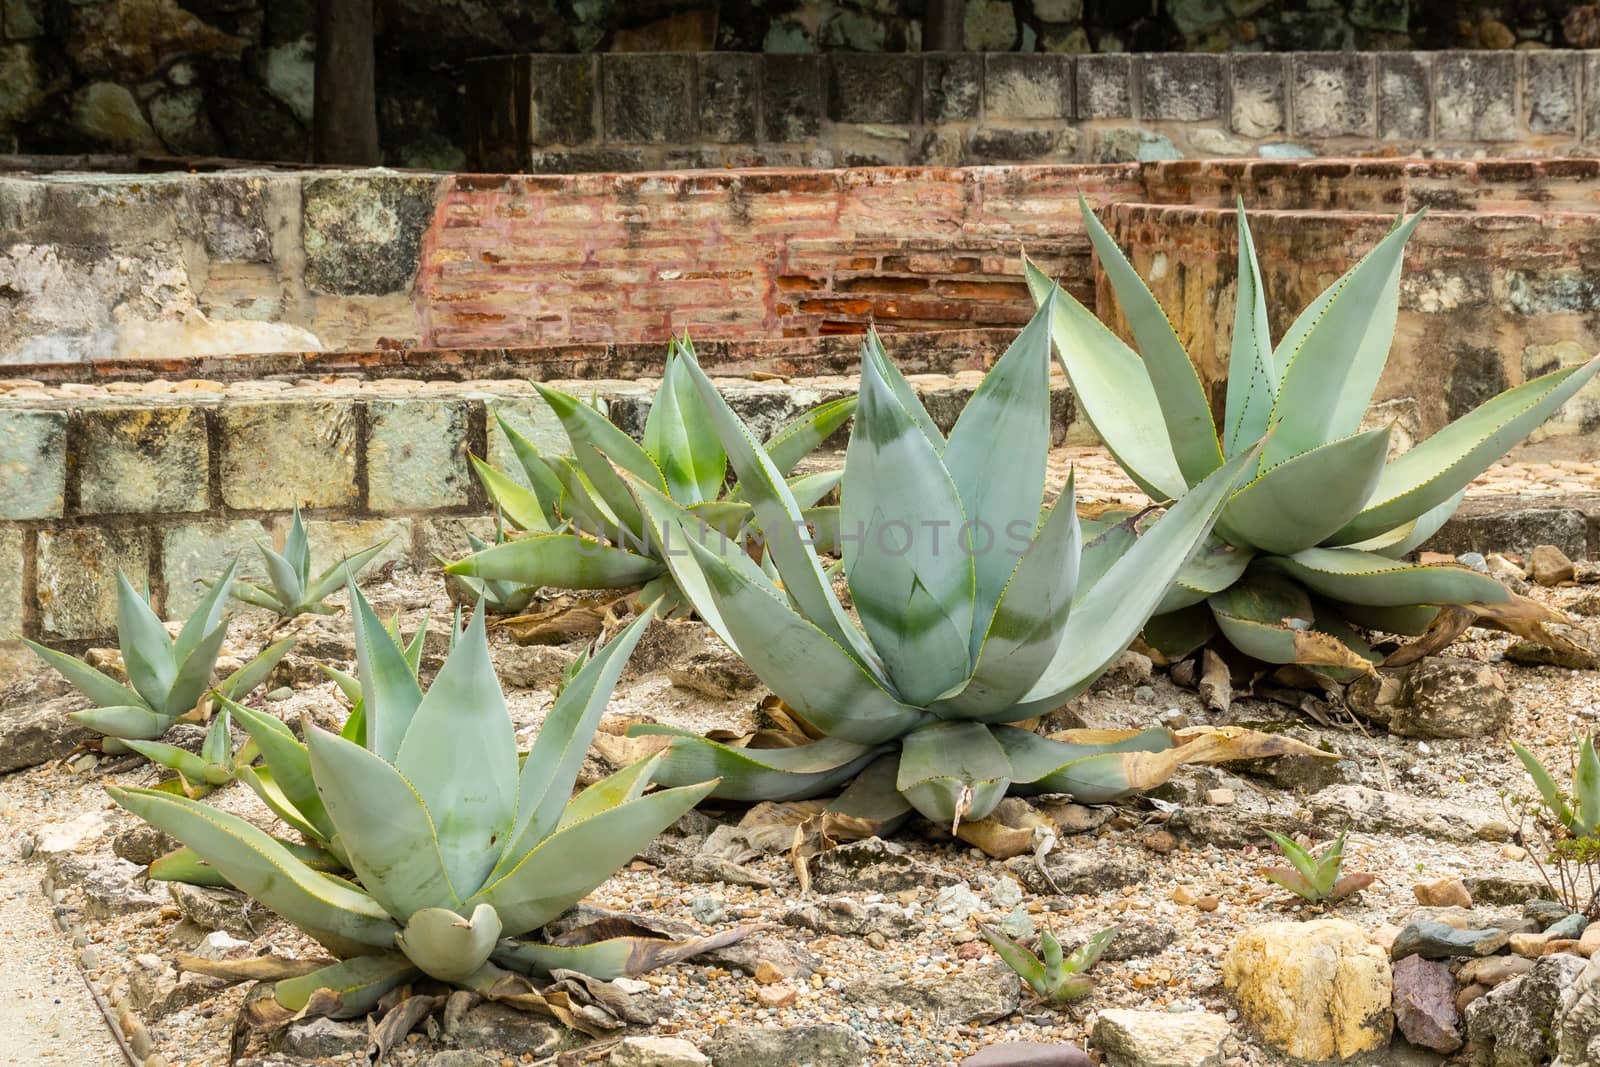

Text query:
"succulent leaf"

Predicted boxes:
[[1224, 198, 1276, 456], [1219, 427, 1392, 555]]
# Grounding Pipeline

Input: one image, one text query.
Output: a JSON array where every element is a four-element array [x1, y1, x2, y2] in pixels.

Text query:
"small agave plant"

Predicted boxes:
[[1259, 831, 1372, 905], [225, 505, 388, 617], [1512, 737, 1600, 918], [440, 512, 536, 615], [21, 560, 292, 753], [109, 590, 725, 1021], [979, 926, 1113, 1005], [451, 338, 856, 616], [1027, 201, 1600, 671], [604, 306, 1326, 833]]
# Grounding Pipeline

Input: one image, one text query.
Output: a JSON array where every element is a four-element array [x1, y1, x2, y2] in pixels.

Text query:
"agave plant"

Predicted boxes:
[[979, 925, 1112, 1005], [225, 505, 388, 617], [126, 705, 252, 799], [452, 339, 856, 616], [21, 560, 292, 753], [1512, 738, 1600, 918], [601, 306, 1326, 832], [440, 512, 536, 615], [1026, 200, 1600, 671], [1259, 831, 1372, 905], [109, 590, 724, 1021]]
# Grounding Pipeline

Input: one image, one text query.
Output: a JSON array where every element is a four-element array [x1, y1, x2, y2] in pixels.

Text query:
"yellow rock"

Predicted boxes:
[[1223, 918, 1393, 1062]]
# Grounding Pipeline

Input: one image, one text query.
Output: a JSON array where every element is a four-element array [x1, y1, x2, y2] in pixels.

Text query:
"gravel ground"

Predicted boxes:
[[2, 453, 1598, 1066]]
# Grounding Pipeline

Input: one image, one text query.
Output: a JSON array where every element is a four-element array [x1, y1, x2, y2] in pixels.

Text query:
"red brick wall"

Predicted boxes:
[[416, 165, 1146, 348]]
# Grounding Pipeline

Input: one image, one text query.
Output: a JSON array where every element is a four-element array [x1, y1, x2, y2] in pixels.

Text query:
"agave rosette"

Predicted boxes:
[[109, 587, 721, 1019], [450, 339, 855, 615], [225, 505, 388, 617], [21, 560, 292, 752], [609, 305, 1323, 831], [1027, 200, 1600, 670]]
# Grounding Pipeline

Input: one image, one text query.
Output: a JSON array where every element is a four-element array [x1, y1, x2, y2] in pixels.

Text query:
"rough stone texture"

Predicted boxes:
[[304, 518, 412, 577], [810, 837, 960, 895], [1387, 658, 1514, 739], [448, 1003, 562, 1056], [762, 54, 822, 142], [1553, 953, 1600, 1067], [0, 409, 66, 519], [1291, 52, 1374, 138], [702, 1023, 867, 1067], [219, 399, 359, 510], [1307, 784, 1503, 845], [609, 1037, 708, 1067], [845, 968, 1021, 1025], [0, 526, 22, 639], [1393, 954, 1462, 1053], [697, 53, 758, 144], [36, 526, 149, 639], [76, 405, 209, 514], [603, 54, 694, 143], [529, 55, 596, 146], [925, 54, 982, 123], [1378, 52, 1432, 141], [1435, 52, 1519, 143], [0, 695, 95, 774], [302, 175, 436, 296], [984, 54, 1069, 121], [1465, 953, 1588, 1067], [961, 1044, 1089, 1067], [161, 520, 270, 618], [828, 53, 918, 124], [1140, 55, 1223, 122], [1230, 54, 1285, 138], [1222, 919, 1394, 1062], [1093, 1009, 1229, 1067], [1076, 54, 1132, 119], [1527, 53, 1580, 136], [278, 1018, 368, 1059], [366, 398, 471, 511]]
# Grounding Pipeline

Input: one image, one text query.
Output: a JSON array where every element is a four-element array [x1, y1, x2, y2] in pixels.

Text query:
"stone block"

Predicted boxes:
[[1586, 55, 1600, 146], [366, 398, 471, 512], [192, 174, 274, 263], [482, 395, 570, 491], [1526, 52, 1579, 136], [1076, 54, 1133, 119], [76, 405, 209, 515], [529, 54, 596, 146], [0, 409, 65, 520], [303, 175, 436, 296], [1523, 341, 1600, 444], [417, 516, 497, 564], [923, 53, 981, 123], [828, 53, 919, 124], [1291, 52, 1374, 138], [1230, 53, 1285, 138], [464, 56, 530, 170], [219, 399, 359, 510], [983, 54, 1069, 121], [1378, 52, 1431, 141], [161, 520, 269, 619], [1434, 52, 1518, 142], [1139, 54, 1223, 123], [965, 127, 1069, 163], [762, 54, 822, 142], [602, 54, 694, 143], [304, 518, 412, 577], [36, 527, 149, 640], [0, 526, 22, 638], [698, 53, 758, 143]]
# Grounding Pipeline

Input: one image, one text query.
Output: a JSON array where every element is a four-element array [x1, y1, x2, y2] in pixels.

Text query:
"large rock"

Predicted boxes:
[[1352, 658, 1512, 739], [843, 967, 1020, 1025], [609, 1036, 708, 1067], [783, 897, 920, 939], [1393, 954, 1461, 1053], [1308, 784, 1504, 844], [1093, 1009, 1229, 1067], [809, 837, 959, 895], [702, 1024, 867, 1067], [961, 1044, 1089, 1067], [1006, 848, 1145, 895], [1553, 954, 1600, 1066], [0, 696, 95, 773], [1223, 919, 1393, 1062], [1391, 920, 1511, 960], [47, 853, 164, 918], [169, 882, 268, 939], [1465, 953, 1588, 1067], [446, 1003, 560, 1056]]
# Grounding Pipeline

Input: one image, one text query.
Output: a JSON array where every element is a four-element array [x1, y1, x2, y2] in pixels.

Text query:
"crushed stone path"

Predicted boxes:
[[0, 794, 123, 1067]]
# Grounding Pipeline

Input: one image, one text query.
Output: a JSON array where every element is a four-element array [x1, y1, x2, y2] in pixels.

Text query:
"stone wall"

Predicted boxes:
[[2, 1, 1590, 169], [468, 49, 1598, 171], [0, 327, 1054, 657]]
